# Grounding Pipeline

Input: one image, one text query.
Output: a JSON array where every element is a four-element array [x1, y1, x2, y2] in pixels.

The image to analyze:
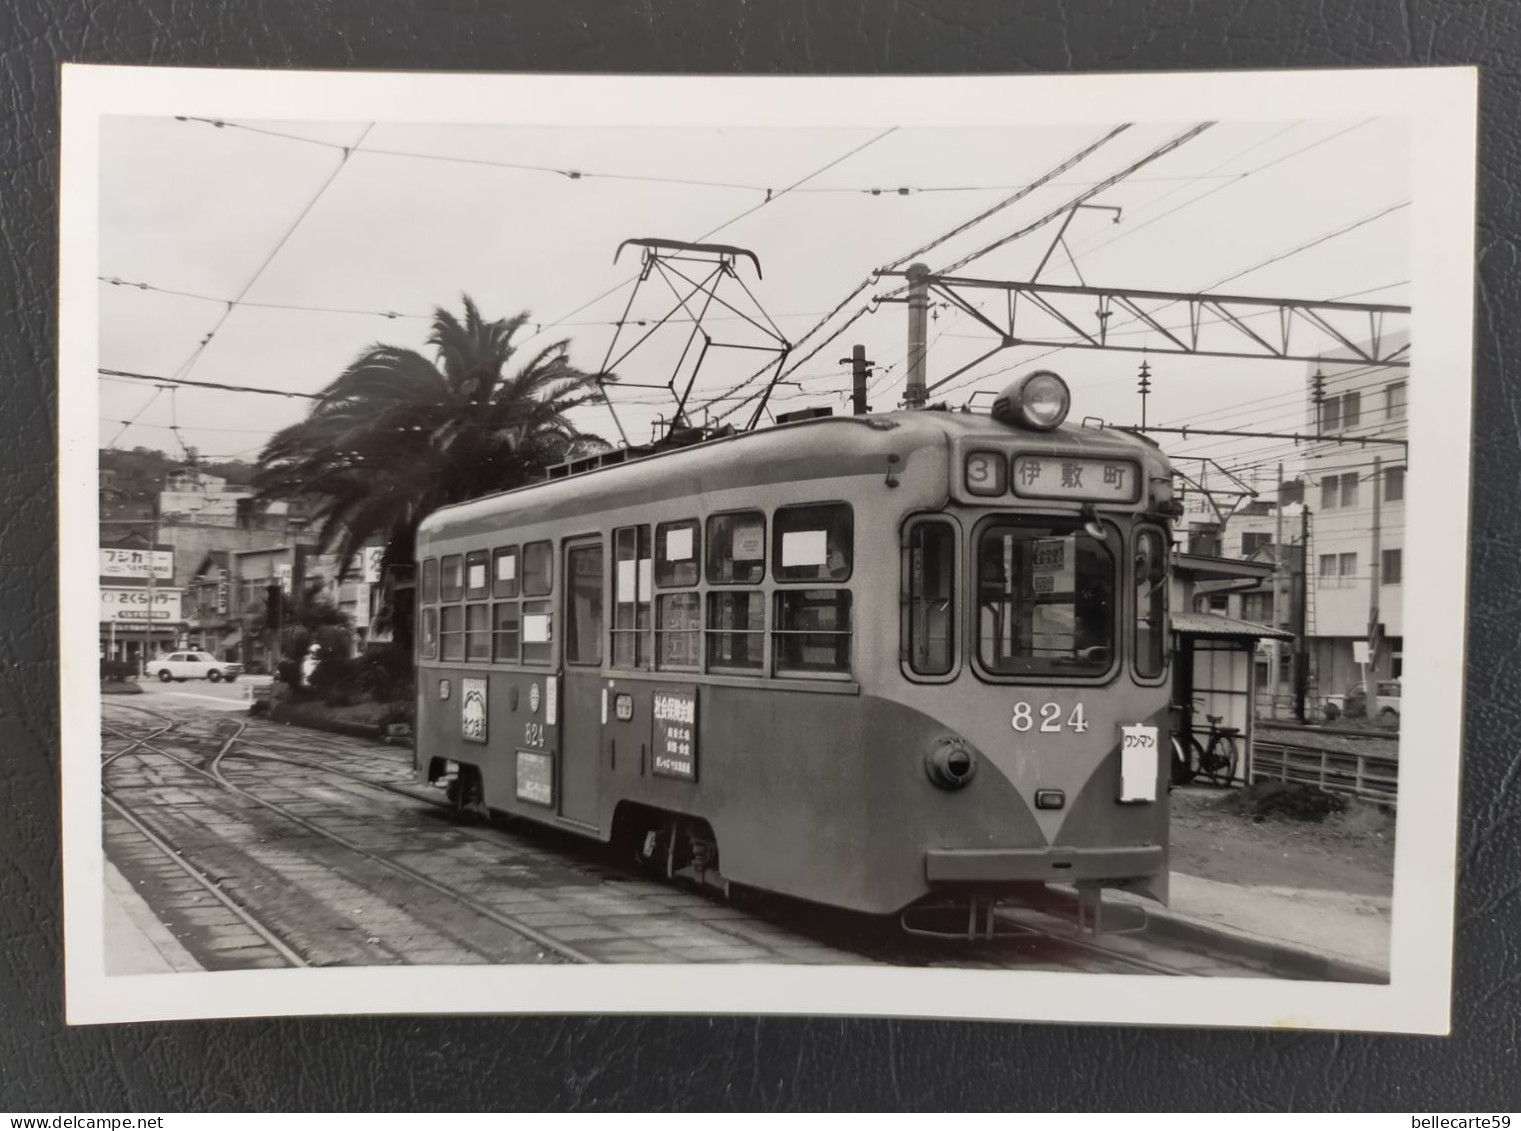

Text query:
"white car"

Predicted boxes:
[[152, 651, 244, 683]]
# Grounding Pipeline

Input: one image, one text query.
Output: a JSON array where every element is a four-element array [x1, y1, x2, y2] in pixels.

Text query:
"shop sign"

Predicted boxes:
[[100, 588, 183, 623], [99, 548, 172, 580]]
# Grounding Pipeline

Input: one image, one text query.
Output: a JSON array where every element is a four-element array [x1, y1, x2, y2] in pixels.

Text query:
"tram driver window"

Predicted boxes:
[[905, 521, 955, 676], [1134, 528, 1168, 679], [774, 503, 853, 583], [975, 520, 1116, 678], [707, 512, 765, 584]]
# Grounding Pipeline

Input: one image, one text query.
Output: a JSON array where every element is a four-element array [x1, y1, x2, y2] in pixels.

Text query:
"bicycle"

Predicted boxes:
[[1170, 699, 1241, 788]]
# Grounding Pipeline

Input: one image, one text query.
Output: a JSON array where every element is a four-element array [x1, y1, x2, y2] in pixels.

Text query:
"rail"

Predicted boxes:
[[1250, 739, 1398, 807]]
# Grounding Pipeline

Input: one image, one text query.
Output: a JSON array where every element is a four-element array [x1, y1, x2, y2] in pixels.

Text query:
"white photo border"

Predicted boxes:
[[59, 64, 1477, 1032]]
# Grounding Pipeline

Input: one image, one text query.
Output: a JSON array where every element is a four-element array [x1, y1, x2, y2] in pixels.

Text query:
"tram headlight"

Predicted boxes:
[[991, 370, 1071, 432], [925, 737, 978, 790]]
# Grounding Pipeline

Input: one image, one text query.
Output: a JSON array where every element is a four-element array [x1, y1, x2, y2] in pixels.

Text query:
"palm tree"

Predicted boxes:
[[254, 296, 610, 577]]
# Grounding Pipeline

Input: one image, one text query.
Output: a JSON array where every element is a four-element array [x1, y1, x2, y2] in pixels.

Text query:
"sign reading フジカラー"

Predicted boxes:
[[651, 684, 698, 781], [100, 548, 173, 580]]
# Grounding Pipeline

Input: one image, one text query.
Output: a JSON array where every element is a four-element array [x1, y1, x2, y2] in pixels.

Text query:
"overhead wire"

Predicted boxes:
[[165, 122, 375, 393]]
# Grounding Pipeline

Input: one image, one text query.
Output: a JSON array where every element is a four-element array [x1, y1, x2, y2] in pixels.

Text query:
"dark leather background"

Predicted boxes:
[[2, 0, 1517, 1112]]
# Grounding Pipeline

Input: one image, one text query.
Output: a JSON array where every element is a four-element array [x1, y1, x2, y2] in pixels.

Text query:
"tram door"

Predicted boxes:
[[559, 538, 605, 828]]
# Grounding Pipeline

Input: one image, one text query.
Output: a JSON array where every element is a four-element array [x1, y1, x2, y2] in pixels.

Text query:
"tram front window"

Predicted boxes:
[[975, 519, 1115, 677]]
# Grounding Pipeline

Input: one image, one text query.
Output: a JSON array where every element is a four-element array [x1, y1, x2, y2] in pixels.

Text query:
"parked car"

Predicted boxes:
[[1344, 678, 1401, 720], [151, 651, 244, 683]]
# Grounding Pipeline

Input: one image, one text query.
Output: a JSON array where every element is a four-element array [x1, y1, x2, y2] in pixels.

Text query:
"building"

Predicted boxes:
[[98, 528, 186, 666], [1301, 334, 1408, 702]]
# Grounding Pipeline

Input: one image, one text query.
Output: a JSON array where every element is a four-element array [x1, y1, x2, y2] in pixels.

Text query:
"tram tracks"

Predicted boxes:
[[102, 703, 594, 966], [99, 700, 1332, 978]]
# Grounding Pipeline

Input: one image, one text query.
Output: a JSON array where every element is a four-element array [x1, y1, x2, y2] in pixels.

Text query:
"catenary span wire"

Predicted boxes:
[[1060, 119, 1377, 268], [165, 124, 374, 392], [516, 129, 902, 367], [934, 123, 1217, 277], [105, 385, 164, 449], [647, 125, 1134, 421], [99, 274, 840, 333], [687, 125, 1143, 422], [182, 115, 1240, 197]]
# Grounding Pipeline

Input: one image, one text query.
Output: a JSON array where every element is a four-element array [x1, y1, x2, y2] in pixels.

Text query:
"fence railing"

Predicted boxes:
[[1249, 740, 1399, 807]]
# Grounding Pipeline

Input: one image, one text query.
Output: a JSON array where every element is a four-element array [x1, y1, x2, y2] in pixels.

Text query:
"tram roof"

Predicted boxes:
[[418, 409, 1167, 541]]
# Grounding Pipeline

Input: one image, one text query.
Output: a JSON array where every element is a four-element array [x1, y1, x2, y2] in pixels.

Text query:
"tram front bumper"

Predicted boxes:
[[924, 845, 1164, 884]]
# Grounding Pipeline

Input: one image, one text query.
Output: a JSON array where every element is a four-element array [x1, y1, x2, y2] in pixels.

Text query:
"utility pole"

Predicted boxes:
[[903, 262, 930, 409], [840, 345, 874, 415], [1369, 455, 1382, 676], [1294, 505, 1311, 723], [1273, 461, 1285, 717]]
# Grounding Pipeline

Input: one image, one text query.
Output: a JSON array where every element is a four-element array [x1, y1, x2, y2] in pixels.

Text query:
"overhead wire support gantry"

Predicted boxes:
[[874, 269, 1412, 396]]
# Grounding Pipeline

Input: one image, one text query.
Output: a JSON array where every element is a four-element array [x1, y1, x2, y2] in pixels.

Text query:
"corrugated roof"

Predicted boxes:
[[1172, 611, 1294, 640]]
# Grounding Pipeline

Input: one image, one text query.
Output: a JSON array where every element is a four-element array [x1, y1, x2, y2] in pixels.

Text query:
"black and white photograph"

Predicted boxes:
[[58, 65, 1476, 1031]]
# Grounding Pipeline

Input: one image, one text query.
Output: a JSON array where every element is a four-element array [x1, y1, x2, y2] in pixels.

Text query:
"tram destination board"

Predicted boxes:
[[652, 684, 698, 781], [1011, 455, 1141, 503]]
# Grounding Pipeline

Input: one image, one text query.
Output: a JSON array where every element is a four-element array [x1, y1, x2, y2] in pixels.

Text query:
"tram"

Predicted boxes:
[[413, 371, 1180, 926]]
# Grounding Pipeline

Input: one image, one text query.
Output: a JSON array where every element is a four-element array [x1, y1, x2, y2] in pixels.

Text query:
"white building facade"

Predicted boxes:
[[1301, 333, 1408, 701]]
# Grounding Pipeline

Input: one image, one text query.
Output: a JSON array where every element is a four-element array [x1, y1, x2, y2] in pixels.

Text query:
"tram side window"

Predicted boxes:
[[707, 591, 764, 671], [440, 555, 463, 601], [421, 558, 438, 603], [905, 521, 955, 676], [492, 602, 520, 662], [707, 511, 766, 584], [1134, 528, 1168, 679], [492, 546, 519, 598], [774, 590, 853, 675], [611, 525, 653, 668], [465, 550, 489, 599], [774, 503, 853, 583], [975, 520, 1116, 678], [565, 544, 604, 666], [440, 605, 465, 662], [657, 593, 701, 670], [522, 541, 553, 597], [522, 600, 553, 664], [465, 603, 491, 662], [655, 520, 700, 588], [420, 607, 438, 660]]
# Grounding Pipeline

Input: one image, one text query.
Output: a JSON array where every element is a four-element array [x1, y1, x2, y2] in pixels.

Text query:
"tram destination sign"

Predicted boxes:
[[1011, 455, 1141, 504], [651, 684, 698, 781]]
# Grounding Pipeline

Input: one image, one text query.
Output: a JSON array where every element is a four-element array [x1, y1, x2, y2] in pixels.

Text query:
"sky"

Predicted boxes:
[[97, 113, 1412, 491]]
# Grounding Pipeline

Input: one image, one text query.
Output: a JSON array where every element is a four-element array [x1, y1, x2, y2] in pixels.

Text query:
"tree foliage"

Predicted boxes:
[[253, 296, 610, 571]]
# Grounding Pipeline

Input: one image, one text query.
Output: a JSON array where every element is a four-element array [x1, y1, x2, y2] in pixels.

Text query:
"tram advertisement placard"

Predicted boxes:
[[461, 677, 488, 743], [651, 684, 698, 781]]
